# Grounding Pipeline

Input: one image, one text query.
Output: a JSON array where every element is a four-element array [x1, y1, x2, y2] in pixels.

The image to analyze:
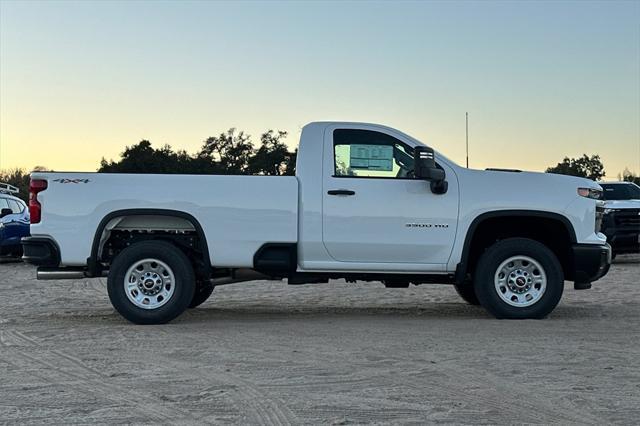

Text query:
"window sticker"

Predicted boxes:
[[349, 145, 393, 171]]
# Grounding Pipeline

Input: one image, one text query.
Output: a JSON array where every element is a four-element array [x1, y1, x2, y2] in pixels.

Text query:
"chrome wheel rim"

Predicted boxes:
[[124, 258, 175, 310], [494, 255, 547, 307]]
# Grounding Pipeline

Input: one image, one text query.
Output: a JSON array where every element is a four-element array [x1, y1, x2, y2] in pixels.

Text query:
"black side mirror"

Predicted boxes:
[[413, 146, 448, 194], [0, 208, 13, 218]]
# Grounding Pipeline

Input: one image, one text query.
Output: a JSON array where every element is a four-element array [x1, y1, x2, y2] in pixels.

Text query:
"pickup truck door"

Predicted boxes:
[[321, 127, 458, 265]]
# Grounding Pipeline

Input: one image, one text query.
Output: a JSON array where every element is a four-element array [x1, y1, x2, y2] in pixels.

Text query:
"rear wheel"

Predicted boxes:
[[474, 238, 563, 319], [189, 281, 214, 308], [454, 279, 480, 305], [107, 241, 195, 324]]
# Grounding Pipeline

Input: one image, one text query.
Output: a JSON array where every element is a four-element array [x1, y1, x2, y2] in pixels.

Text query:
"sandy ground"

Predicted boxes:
[[1, 256, 639, 425]]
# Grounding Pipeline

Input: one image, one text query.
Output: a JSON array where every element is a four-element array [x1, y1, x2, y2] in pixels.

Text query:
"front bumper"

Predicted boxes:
[[21, 236, 60, 267], [601, 210, 640, 254], [572, 243, 611, 284]]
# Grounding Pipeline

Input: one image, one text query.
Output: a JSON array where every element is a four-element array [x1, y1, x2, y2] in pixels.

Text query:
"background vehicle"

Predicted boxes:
[[0, 183, 30, 257], [600, 181, 640, 256], [22, 122, 610, 324]]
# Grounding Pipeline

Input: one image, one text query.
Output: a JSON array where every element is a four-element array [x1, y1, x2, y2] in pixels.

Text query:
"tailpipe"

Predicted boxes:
[[37, 268, 86, 280]]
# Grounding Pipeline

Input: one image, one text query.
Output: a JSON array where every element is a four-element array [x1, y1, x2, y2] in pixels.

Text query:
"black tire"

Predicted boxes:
[[474, 238, 564, 319], [454, 279, 480, 305], [189, 281, 214, 308], [107, 241, 195, 324]]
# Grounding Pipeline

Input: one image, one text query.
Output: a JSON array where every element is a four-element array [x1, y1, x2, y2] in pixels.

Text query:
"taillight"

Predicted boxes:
[[29, 179, 48, 224]]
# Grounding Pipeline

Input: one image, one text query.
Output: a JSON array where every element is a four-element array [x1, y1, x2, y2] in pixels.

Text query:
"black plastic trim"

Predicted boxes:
[[253, 243, 297, 275], [21, 236, 61, 267], [455, 210, 578, 284], [572, 243, 611, 283], [88, 209, 212, 278]]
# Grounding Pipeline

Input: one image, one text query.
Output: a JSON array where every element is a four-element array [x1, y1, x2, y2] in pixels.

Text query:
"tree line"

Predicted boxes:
[[98, 128, 297, 176], [2, 130, 639, 204]]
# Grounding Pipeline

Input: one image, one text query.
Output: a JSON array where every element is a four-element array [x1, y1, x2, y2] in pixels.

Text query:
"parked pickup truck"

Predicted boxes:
[[22, 122, 611, 324]]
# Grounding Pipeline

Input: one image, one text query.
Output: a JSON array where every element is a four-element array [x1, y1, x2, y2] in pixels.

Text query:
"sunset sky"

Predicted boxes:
[[1, 0, 638, 177]]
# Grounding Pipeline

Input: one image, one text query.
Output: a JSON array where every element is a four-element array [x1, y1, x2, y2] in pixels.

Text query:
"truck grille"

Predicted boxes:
[[595, 205, 605, 232], [614, 209, 640, 229]]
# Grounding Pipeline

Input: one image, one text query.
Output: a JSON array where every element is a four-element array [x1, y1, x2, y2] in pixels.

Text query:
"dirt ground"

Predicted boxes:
[[1, 256, 639, 425]]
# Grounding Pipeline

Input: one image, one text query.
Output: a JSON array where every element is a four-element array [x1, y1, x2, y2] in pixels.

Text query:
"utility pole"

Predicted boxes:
[[465, 112, 469, 168]]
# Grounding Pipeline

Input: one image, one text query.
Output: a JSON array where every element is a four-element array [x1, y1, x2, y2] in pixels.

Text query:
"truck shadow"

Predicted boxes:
[[181, 303, 490, 322], [30, 301, 636, 325]]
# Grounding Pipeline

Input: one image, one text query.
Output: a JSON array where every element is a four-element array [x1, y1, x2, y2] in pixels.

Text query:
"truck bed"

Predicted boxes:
[[30, 172, 299, 267]]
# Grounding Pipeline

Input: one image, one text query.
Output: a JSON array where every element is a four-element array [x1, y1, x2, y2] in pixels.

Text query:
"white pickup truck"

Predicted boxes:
[[22, 122, 611, 324]]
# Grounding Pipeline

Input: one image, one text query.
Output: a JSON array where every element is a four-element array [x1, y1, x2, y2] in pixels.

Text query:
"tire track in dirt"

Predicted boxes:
[[205, 368, 299, 426], [1, 328, 298, 425], [0, 329, 197, 423], [375, 361, 605, 425], [268, 351, 604, 425]]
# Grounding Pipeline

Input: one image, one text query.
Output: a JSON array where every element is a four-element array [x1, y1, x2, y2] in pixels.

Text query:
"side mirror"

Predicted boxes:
[[413, 146, 448, 194], [0, 208, 13, 218]]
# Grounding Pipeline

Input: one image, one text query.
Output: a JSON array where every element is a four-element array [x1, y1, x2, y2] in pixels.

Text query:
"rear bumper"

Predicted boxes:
[[21, 236, 60, 267], [572, 243, 611, 283]]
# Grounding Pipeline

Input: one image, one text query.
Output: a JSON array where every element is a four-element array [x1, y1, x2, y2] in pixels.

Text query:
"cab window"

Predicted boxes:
[[333, 129, 414, 179]]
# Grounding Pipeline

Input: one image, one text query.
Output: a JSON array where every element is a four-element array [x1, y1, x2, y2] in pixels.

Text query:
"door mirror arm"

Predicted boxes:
[[413, 147, 448, 194]]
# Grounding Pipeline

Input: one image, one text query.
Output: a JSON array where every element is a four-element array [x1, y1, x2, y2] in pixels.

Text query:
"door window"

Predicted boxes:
[[333, 129, 414, 179]]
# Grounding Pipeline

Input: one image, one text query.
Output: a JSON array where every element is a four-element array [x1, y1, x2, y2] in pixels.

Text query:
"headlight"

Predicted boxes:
[[577, 187, 602, 199], [604, 208, 618, 214]]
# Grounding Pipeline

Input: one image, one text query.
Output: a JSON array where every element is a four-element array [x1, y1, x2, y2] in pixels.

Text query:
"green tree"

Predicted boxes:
[[546, 154, 605, 181], [199, 129, 254, 174], [99, 141, 219, 174], [98, 129, 297, 176], [619, 167, 640, 185], [0, 166, 50, 202], [248, 130, 292, 176]]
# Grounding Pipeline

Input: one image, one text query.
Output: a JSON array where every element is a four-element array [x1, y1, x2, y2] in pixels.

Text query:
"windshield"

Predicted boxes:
[[601, 183, 640, 200]]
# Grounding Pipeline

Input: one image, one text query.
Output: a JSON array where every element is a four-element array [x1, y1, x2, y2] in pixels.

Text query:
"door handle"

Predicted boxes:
[[327, 189, 356, 196]]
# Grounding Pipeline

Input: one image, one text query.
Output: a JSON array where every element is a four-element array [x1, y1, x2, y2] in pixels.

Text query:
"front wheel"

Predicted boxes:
[[107, 241, 196, 324], [454, 279, 480, 305], [474, 238, 564, 319]]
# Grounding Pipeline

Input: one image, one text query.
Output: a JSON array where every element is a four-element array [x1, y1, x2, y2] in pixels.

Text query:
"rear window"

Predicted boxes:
[[0, 198, 9, 211]]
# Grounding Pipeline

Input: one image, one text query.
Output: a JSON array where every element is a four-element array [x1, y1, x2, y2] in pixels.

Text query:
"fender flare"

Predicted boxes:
[[454, 210, 577, 284]]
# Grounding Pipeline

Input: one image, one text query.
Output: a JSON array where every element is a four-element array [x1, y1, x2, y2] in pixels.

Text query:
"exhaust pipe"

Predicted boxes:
[[37, 269, 86, 280]]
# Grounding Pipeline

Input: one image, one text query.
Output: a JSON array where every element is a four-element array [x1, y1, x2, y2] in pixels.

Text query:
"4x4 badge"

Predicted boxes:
[[52, 178, 90, 184]]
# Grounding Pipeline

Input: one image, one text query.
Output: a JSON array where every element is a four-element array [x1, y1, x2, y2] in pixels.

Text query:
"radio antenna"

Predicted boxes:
[[465, 112, 469, 168]]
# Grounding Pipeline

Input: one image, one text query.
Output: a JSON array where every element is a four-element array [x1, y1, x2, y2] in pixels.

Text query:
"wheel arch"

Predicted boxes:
[[455, 210, 577, 284], [88, 209, 212, 278]]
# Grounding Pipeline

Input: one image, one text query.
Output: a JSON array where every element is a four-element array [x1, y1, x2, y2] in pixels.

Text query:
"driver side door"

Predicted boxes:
[[321, 126, 458, 266]]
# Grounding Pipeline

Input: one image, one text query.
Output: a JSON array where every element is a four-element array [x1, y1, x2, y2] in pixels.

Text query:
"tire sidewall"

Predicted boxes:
[[474, 238, 564, 319], [107, 241, 196, 324], [188, 281, 214, 308], [454, 279, 481, 305]]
